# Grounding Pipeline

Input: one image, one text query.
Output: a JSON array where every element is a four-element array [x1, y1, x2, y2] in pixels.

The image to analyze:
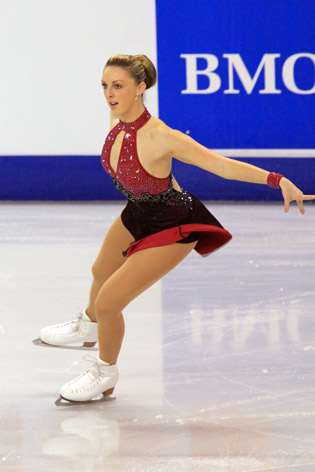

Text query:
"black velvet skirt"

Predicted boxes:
[[120, 190, 232, 257]]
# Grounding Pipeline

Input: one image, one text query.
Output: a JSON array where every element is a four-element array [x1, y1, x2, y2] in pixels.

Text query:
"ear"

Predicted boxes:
[[137, 81, 147, 95]]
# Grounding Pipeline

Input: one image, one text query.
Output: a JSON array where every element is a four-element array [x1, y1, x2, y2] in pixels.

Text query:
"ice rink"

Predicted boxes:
[[1, 201, 314, 471]]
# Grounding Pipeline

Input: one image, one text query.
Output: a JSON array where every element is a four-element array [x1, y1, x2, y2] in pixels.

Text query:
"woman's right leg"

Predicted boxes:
[[86, 215, 134, 321], [39, 214, 134, 346]]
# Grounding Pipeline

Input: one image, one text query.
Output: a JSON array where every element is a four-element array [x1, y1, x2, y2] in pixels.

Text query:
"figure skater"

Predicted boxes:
[[38, 54, 314, 403]]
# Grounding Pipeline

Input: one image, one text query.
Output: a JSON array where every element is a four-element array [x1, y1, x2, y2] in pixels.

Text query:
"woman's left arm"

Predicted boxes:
[[156, 126, 315, 214]]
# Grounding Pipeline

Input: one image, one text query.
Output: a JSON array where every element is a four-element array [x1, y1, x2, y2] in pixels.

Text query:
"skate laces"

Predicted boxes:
[[68, 356, 103, 386], [82, 355, 107, 379], [69, 312, 84, 332], [66, 356, 117, 391]]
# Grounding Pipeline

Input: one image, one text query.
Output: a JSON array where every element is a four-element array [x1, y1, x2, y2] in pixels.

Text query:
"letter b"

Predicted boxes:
[[180, 54, 221, 94]]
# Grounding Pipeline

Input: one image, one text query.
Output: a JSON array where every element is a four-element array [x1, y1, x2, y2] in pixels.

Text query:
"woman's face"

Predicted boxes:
[[101, 66, 144, 116]]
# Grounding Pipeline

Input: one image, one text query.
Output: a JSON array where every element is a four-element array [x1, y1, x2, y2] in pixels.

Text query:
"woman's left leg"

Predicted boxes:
[[95, 241, 197, 364], [59, 241, 197, 402]]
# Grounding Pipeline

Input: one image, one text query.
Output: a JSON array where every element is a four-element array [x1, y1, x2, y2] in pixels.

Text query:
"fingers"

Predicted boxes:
[[297, 200, 305, 214], [297, 194, 315, 214], [296, 192, 305, 214], [283, 192, 314, 214], [302, 195, 315, 200], [284, 196, 307, 214]]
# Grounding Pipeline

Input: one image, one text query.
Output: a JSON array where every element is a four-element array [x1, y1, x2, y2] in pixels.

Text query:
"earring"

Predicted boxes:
[[135, 94, 139, 101]]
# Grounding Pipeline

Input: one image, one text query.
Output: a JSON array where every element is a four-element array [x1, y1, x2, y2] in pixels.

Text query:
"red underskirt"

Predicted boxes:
[[125, 224, 232, 257]]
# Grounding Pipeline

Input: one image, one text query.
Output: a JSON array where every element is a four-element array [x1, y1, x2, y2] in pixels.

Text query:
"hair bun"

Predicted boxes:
[[105, 54, 157, 91], [132, 55, 157, 89]]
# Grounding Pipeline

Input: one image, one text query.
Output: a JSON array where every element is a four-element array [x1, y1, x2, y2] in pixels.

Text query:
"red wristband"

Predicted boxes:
[[267, 172, 284, 189]]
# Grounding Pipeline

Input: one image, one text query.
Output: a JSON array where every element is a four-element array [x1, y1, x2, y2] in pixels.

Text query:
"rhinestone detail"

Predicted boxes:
[[101, 107, 171, 198], [267, 172, 284, 189]]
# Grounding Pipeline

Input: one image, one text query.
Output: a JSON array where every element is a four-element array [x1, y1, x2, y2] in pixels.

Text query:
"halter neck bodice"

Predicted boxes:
[[118, 107, 151, 131], [101, 107, 172, 199]]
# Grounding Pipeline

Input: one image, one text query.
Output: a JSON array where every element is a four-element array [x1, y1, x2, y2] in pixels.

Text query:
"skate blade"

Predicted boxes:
[[32, 338, 98, 351], [55, 394, 116, 407]]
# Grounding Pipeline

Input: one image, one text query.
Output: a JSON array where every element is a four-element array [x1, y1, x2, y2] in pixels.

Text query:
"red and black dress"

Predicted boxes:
[[101, 107, 232, 257]]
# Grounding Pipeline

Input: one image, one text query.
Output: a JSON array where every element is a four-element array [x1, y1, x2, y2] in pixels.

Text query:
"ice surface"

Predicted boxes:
[[0, 201, 314, 471]]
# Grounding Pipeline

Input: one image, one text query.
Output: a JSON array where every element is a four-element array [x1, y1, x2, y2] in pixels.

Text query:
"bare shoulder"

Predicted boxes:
[[147, 116, 220, 168], [148, 116, 175, 138], [147, 117, 182, 156]]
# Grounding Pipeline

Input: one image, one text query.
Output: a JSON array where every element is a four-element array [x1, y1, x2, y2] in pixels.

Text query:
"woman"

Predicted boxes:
[[39, 54, 314, 403]]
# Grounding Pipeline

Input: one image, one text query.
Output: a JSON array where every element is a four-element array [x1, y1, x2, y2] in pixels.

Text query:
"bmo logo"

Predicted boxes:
[[181, 53, 315, 95]]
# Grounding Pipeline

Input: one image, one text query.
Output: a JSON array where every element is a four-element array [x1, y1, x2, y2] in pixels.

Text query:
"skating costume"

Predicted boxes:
[[101, 108, 232, 257]]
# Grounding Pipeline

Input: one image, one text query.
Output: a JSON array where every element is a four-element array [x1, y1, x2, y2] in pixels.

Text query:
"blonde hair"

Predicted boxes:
[[105, 54, 157, 90]]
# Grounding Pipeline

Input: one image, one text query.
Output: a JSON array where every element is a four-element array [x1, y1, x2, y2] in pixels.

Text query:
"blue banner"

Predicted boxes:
[[156, 0, 315, 149]]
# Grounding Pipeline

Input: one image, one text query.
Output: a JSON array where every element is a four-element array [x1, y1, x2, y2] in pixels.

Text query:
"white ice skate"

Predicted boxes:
[[34, 310, 98, 350], [58, 356, 119, 403]]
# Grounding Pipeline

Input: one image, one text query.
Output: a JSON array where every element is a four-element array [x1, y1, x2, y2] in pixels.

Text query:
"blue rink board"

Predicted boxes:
[[1, 155, 314, 201]]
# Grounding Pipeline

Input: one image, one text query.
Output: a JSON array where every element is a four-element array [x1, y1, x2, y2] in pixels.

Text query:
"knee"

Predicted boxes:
[[91, 260, 107, 285], [94, 295, 120, 321]]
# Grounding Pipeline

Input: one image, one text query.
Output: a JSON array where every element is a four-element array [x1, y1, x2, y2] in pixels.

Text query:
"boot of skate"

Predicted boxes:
[[39, 310, 98, 347], [59, 356, 119, 402]]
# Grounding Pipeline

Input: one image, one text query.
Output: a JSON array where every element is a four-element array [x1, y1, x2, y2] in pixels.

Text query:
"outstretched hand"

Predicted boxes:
[[280, 178, 315, 214]]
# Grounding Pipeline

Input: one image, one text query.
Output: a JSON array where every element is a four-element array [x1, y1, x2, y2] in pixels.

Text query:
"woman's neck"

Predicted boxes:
[[118, 103, 146, 123]]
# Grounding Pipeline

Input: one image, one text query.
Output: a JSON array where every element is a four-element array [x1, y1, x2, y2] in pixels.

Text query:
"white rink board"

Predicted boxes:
[[0, 0, 157, 155]]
